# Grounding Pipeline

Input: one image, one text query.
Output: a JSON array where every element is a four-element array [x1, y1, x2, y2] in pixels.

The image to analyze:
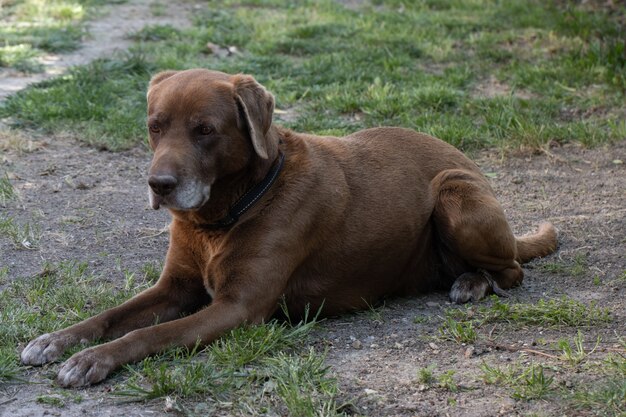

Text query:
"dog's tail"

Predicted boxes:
[[515, 222, 558, 264]]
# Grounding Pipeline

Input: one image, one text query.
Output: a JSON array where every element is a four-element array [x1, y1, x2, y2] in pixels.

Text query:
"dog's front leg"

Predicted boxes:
[[55, 297, 263, 387], [21, 251, 208, 367]]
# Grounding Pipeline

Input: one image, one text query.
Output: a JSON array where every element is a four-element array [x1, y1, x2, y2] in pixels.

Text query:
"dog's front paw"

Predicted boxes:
[[56, 348, 115, 388], [21, 333, 73, 366]]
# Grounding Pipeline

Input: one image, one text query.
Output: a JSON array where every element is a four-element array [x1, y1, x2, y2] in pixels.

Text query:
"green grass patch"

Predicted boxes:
[[572, 377, 626, 417], [209, 317, 316, 369], [415, 365, 459, 393], [481, 361, 556, 400], [1, 56, 154, 150], [263, 348, 344, 417], [437, 369, 459, 393], [0, 174, 17, 207], [556, 331, 600, 367], [0, 215, 41, 249], [116, 311, 347, 416], [116, 346, 228, 401], [438, 316, 477, 344], [35, 391, 83, 408], [417, 364, 436, 385], [1, 0, 624, 151], [571, 345, 626, 416], [1, 263, 345, 415], [0, 347, 20, 383], [447, 296, 611, 328], [360, 299, 386, 323], [0, 261, 148, 350], [540, 253, 588, 277], [0, 0, 122, 72]]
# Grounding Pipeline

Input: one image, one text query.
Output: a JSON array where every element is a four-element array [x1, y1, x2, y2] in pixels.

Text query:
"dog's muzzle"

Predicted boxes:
[[148, 174, 211, 211]]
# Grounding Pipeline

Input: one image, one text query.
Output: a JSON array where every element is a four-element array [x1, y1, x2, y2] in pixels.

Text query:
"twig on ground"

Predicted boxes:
[[486, 341, 560, 360]]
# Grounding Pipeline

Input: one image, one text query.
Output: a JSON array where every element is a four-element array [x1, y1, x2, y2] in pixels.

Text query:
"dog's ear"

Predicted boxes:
[[232, 74, 274, 160], [147, 71, 178, 99]]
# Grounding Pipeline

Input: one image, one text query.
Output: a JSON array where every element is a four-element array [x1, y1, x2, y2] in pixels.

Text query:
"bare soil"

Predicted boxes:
[[1, 125, 624, 417], [1, 1, 625, 416], [320, 141, 626, 417]]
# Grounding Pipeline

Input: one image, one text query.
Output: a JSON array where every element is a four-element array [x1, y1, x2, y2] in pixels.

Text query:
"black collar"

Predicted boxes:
[[198, 151, 285, 230]]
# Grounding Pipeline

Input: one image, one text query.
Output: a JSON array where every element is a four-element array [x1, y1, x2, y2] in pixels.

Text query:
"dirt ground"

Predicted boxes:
[[1, 120, 624, 417], [1, 1, 625, 416]]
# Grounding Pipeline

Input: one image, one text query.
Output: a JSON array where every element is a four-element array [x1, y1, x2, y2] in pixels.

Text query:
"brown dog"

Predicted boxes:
[[21, 69, 557, 387]]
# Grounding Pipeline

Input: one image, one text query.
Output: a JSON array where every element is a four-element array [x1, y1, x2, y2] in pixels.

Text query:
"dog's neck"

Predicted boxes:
[[173, 126, 283, 229]]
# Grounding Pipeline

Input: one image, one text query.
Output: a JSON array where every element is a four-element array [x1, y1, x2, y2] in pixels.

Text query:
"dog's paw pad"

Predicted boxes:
[[57, 349, 113, 388], [21, 333, 65, 366]]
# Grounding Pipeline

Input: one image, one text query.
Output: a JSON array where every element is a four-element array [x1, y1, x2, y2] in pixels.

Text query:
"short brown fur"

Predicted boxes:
[[21, 69, 558, 387]]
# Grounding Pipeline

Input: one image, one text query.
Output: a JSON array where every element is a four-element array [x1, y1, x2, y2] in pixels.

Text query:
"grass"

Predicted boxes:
[[36, 391, 83, 407], [417, 364, 461, 393], [573, 377, 626, 417], [0, 347, 20, 383], [1, 56, 154, 150], [438, 316, 477, 344], [540, 253, 588, 277], [416, 365, 458, 393], [0, 174, 17, 207], [449, 297, 623, 413], [0, 0, 123, 72], [437, 370, 458, 393], [361, 299, 386, 323], [0, 260, 148, 387], [557, 331, 600, 367], [0, 261, 147, 350], [0, 262, 345, 415], [481, 362, 555, 401], [446, 296, 611, 328], [570, 339, 626, 416], [115, 311, 346, 416], [417, 365, 436, 385], [0, 0, 624, 414], [264, 349, 343, 417], [0, 215, 41, 249], [116, 347, 227, 401], [1, 0, 624, 150], [118, 347, 344, 415], [0, 127, 44, 154]]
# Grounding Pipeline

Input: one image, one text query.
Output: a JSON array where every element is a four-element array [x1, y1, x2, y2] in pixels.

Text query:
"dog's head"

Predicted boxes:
[[146, 69, 275, 211]]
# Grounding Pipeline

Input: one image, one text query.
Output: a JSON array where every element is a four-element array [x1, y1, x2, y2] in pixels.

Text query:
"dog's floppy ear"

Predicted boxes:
[[232, 74, 274, 160], [147, 70, 178, 99]]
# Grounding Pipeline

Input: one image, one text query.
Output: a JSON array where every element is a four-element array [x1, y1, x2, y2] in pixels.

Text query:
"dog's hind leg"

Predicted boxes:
[[431, 169, 524, 303]]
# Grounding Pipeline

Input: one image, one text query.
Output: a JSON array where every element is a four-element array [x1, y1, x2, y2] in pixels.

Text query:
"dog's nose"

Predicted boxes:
[[148, 175, 178, 196]]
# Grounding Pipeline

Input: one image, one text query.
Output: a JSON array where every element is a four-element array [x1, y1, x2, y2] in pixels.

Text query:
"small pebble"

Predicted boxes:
[[498, 398, 516, 415]]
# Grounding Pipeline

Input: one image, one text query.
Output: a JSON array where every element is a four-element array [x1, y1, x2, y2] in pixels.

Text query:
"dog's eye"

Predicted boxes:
[[198, 125, 214, 135], [149, 124, 161, 134]]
